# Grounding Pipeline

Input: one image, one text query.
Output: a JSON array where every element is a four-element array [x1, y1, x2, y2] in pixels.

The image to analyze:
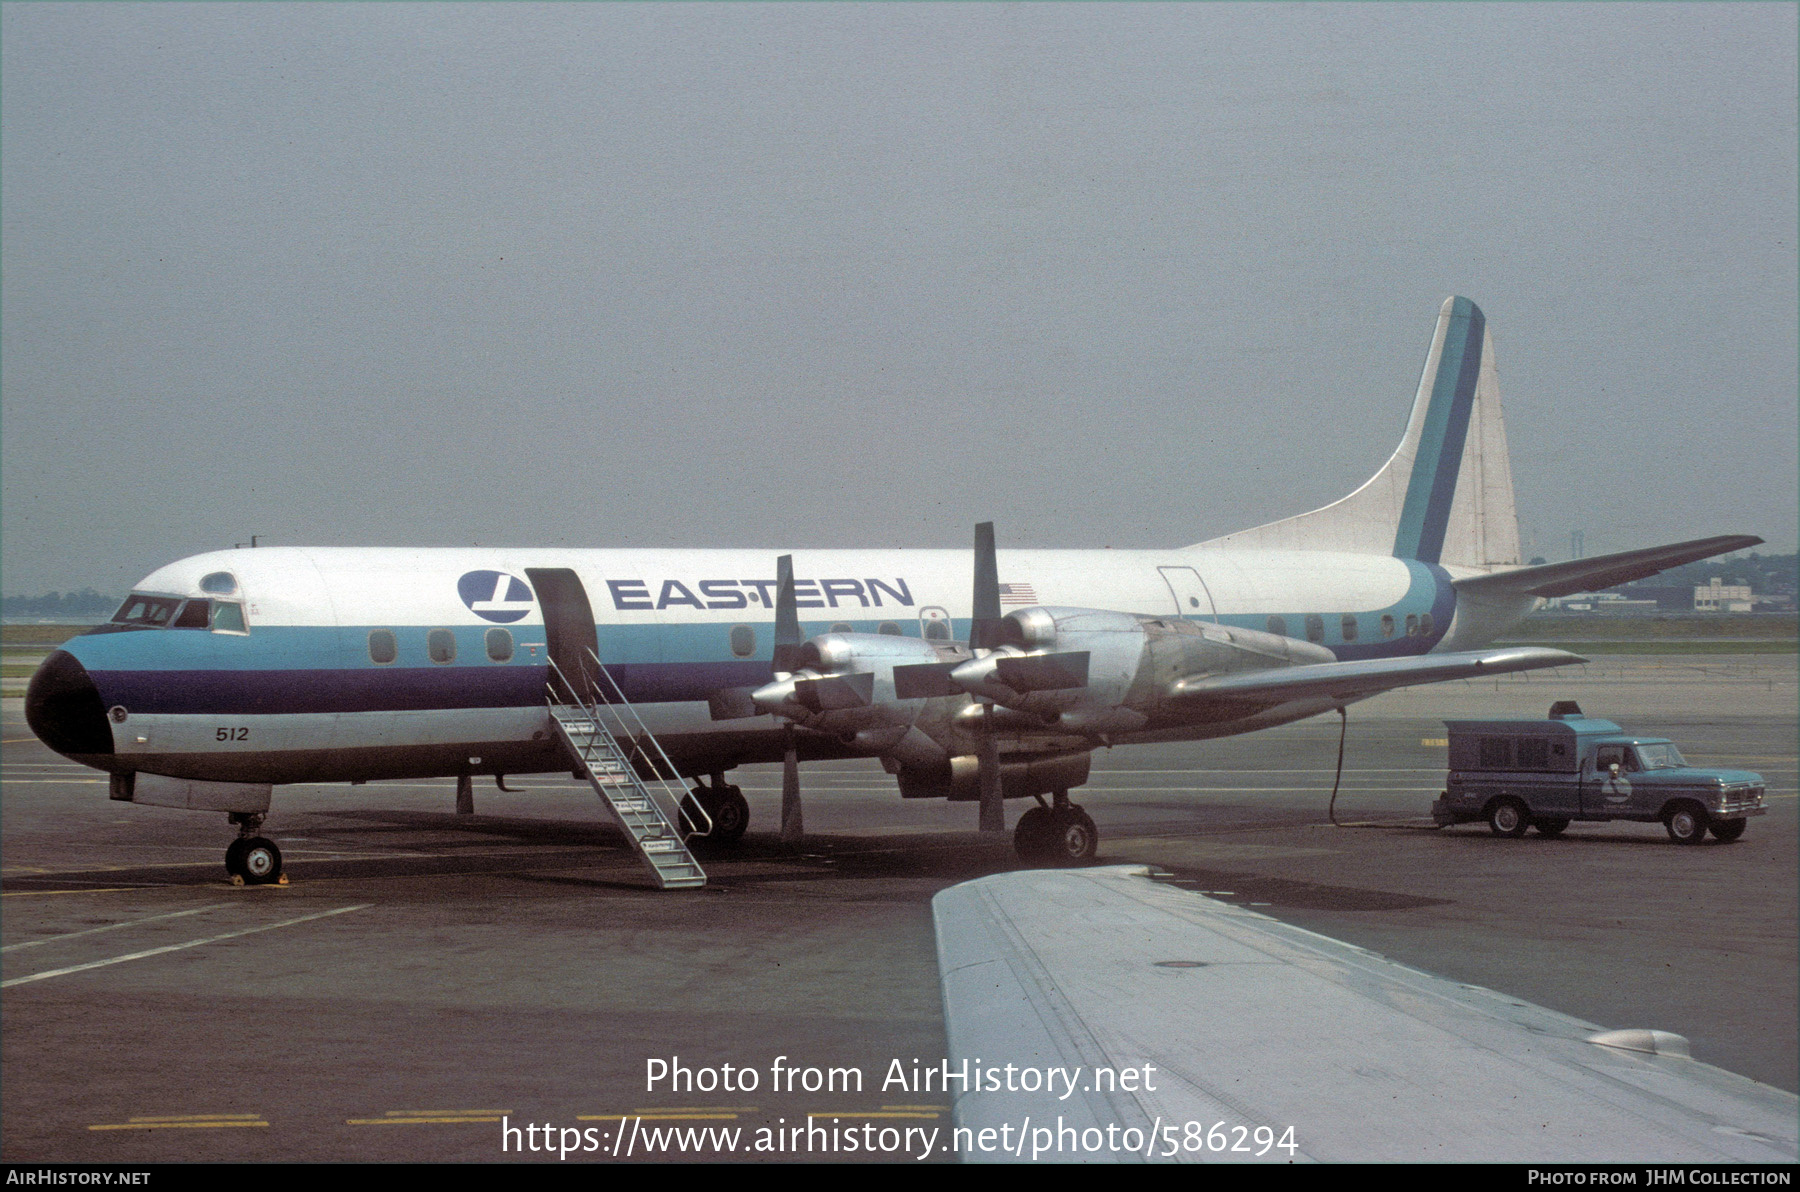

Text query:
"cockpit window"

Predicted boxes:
[[173, 600, 211, 629], [111, 594, 182, 627], [199, 571, 238, 595], [211, 602, 248, 634]]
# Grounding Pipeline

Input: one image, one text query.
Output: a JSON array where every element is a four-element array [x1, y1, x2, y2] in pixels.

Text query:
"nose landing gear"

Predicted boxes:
[[225, 812, 285, 885]]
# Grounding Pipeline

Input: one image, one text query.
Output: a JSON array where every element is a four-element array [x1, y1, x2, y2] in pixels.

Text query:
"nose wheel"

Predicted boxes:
[[224, 814, 284, 885]]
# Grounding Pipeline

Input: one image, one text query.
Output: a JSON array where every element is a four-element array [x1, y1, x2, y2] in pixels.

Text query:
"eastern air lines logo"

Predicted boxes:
[[458, 571, 535, 623]]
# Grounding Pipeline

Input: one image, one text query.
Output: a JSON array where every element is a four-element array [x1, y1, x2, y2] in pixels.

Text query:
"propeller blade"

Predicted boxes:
[[792, 671, 875, 712], [780, 728, 803, 843], [993, 650, 1090, 692], [976, 708, 1004, 833], [893, 661, 962, 700], [707, 687, 760, 721], [969, 521, 1009, 651], [771, 554, 805, 674]]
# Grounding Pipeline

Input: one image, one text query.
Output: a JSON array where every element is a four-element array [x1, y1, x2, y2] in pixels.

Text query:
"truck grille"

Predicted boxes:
[[1719, 784, 1765, 813]]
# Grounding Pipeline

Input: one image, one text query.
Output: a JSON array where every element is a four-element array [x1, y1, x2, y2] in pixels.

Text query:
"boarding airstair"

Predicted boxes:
[[545, 650, 707, 890]]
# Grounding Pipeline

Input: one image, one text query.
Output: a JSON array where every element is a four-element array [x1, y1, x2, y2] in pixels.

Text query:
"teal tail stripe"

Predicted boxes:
[[1393, 297, 1485, 563]]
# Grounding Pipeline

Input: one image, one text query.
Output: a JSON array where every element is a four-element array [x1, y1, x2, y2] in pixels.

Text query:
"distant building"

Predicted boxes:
[[1549, 592, 1661, 614], [1695, 577, 1754, 613]]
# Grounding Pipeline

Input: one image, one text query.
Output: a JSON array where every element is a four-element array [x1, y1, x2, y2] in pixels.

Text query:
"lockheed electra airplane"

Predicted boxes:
[[26, 297, 1760, 886]]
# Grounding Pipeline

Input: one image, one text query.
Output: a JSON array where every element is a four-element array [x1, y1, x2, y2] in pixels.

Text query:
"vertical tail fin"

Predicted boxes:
[[1196, 296, 1521, 568]]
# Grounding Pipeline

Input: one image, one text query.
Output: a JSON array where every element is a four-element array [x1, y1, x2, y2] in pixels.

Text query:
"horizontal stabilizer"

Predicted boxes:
[[1169, 646, 1583, 708], [1455, 534, 1764, 599]]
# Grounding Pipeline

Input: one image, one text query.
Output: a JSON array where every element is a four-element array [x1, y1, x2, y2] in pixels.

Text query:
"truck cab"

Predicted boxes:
[[1430, 701, 1767, 844]]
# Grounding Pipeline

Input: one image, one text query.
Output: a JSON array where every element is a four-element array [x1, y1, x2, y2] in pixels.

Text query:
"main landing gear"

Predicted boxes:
[[224, 812, 284, 886], [681, 773, 749, 846], [1013, 789, 1098, 867]]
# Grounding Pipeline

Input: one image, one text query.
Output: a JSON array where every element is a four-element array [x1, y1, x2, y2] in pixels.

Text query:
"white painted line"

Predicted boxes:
[[2, 904, 224, 952], [1, 904, 371, 987]]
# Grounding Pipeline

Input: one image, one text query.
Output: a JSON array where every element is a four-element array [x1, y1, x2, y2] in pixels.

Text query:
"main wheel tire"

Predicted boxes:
[[238, 837, 283, 884], [1047, 807, 1098, 866], [224, 837, 250, 877], [1013, 807, 1053, 863], [1533, 818, 1570, 838], [1487, 799, 1529, 838], [1709, 818, 1747, 843], [679, 789, 711, 837], [1665, 803, 1709, 846], [709, 787, 750, 845]]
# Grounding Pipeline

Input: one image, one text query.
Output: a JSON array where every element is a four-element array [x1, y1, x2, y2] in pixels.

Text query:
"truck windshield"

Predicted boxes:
[[1635, 743, 1687, 770]]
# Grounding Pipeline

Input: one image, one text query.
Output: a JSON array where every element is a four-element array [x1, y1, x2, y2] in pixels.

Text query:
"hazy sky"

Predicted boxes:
[[4, 2, 1795, 595]]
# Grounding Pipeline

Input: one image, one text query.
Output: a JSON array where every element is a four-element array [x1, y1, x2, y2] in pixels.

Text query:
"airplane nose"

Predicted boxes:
[[25, 649, 114, 757]]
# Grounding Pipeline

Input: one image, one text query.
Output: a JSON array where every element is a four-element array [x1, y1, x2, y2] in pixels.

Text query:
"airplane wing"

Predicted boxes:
[[933, 867, 1800, 1163], [1452, 534, 1764, 599], [1166, 645, 1583, 711]]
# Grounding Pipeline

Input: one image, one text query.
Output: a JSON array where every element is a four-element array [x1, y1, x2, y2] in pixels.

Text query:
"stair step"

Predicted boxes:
[[549, 691, 704, 891]]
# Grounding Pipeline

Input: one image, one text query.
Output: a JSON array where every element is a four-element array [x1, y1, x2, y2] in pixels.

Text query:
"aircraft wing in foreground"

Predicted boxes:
[[933, 867, 1799, 1163]]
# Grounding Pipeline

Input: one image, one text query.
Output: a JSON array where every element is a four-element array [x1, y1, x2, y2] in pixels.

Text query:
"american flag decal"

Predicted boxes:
[[997, 582, 1037, 606]]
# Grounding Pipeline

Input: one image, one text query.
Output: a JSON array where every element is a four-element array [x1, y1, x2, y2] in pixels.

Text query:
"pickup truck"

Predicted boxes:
[[1430, 701, 1767, 844]]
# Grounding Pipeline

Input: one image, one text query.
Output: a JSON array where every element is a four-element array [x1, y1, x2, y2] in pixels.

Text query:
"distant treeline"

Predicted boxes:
[[2, 589, 120, 616]]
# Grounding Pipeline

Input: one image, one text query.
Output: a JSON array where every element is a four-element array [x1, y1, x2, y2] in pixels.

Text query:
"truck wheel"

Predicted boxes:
[[1664, 803, 1709, 846], [1487, 799, 1529, 838], [1709, 818, 1747, 843], [1533, 818, 1570, 838]]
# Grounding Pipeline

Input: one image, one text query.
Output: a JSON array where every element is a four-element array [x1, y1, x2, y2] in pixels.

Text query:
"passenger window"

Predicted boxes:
[[1595, 746, 1625, 772], [877, 622, 902, 636], [211, 602, 248, 634], [924, 620, 951, 642], [427, 629, 456, 664], [1405, 613, 1419, 637], [1340, 614, 1358, 642], [1266, 615, 1287, 636], [485, 628, 514, 663], [199, 571, 238, 595], [830, 622, 854, 634], [173, 600, 211, 629], [1380, 614, 1395, 639], [1419, 612, 1435, 636], [729, 625, 756, 658], [1304, 614, 1324, 644], [1622, 748, 1642, 773], [368, 630, 398, 664]]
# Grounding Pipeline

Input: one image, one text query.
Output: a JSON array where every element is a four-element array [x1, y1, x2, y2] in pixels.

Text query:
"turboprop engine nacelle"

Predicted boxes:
[[945, 606, 1337, 734], [750, 632, 969, 742]]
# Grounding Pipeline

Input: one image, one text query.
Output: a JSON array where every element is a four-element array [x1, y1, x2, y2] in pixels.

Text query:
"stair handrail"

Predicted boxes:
[[583, 647, 712, 840], [540, 651, 711, 842]]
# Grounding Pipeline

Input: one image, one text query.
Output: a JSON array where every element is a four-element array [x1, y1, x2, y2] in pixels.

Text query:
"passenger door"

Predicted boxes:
[[525, 568, 601, 703], [1157, 566, 1217, 620]]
